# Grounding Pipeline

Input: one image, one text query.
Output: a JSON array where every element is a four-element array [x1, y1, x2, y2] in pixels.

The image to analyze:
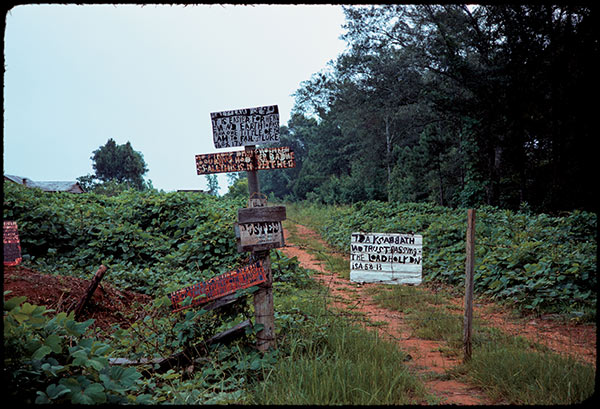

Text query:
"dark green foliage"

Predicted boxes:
[[89, 138, 149, 190], [3, 294, 143, 404], [302, 201, 596, 317], [3, 181, 243, 294], [263, 5, 595, 214]]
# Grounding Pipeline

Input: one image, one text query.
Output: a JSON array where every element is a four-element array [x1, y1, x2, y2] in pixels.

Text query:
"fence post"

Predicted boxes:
[[463, 209, 476, 363], [246, 145, 276, 352]]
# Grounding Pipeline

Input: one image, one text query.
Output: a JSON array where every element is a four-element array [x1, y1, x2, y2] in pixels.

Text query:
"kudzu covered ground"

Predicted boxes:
[[3, 181, 596, 404], [288, 200, 597, 319], [4, 180, 596, 319]]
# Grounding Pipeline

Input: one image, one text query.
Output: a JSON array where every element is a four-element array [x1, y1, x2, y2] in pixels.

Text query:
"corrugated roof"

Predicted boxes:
[[4, 174, 85, 193]]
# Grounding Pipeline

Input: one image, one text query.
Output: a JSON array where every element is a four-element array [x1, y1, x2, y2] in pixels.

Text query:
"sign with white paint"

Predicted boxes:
[[235, 221, 284, 252], [350, 232, 422, 285], [195, 146, 295, 175], [210, 105, 279, 148], [235, 205, 286, 252]]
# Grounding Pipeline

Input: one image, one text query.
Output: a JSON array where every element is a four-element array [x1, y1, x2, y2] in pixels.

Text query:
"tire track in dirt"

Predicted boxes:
[[280, 223, 491, 405]]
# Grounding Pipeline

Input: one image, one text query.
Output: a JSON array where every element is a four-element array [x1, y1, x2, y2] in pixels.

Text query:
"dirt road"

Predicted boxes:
[[279, 223, 596, 405]]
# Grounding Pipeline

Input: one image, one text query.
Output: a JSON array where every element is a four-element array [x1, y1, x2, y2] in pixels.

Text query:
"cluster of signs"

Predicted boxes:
[[3, 221, 22, 267], [170, 103, 424, 311], [350, 232, 423, 285], [169, 104, 294, 312]]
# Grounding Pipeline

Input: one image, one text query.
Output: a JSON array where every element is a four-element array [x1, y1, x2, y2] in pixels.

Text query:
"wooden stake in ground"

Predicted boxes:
[[245, 145, 276, 352], [73, 265, 108, 319], [463, 209, 476, 363]]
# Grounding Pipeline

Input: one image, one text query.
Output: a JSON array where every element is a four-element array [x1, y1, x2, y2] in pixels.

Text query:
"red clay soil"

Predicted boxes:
[[279, 223, 597, 406], [3, 265, 152, 333]]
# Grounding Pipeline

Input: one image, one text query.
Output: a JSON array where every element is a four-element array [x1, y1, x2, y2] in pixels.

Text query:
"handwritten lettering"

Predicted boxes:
[[168, 261, 266, 312], [211, 105, 280, 148]]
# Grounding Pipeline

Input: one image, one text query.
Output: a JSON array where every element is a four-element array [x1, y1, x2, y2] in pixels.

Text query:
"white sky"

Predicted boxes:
[[3, 4, 347, 193]]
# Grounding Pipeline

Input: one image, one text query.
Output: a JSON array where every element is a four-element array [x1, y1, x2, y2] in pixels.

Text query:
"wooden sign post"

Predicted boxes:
[[190, 104, 295, 352], [463, 209, 476, 363]]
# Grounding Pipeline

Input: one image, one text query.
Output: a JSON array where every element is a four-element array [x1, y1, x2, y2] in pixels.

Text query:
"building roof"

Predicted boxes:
[[4, 174, 85, 193]]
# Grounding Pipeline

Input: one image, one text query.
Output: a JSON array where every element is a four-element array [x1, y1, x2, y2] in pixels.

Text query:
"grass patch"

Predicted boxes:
[[250, 290, 427, 405], [460, 344, 596, 404]]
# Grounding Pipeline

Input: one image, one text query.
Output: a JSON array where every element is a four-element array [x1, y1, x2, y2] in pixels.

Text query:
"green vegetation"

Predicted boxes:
[[3, 182, 429, 404], [284, 205, 595, 404], [260, 5, 595, 214], [78, 138, 150, 192], [249, 281, 427, 405], [286, 201, 597, 319]]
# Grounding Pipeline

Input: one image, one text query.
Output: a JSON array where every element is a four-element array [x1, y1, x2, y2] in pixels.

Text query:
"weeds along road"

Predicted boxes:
[[279, 221, 596, 405], [279, 222, 491, 405]]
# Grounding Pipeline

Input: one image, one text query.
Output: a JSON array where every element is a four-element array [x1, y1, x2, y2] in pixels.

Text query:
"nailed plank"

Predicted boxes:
[[168, 261, 266, 312], [211, 105, 279, 148], [195, 147, 295, 175], [237, 206, 286, 224], [3, 221, 22, 266]]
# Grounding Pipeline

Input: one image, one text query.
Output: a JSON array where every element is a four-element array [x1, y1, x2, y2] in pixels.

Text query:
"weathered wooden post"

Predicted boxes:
[[245, 144, 275, 351], [191, 104, 295, 352], [463, 209, 476, 363]]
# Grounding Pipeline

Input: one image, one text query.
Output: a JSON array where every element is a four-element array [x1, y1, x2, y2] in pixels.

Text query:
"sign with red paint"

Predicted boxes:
[[195, 147, 295, 175], [3, 221, 22, 266], [168, 260, 266, 312]]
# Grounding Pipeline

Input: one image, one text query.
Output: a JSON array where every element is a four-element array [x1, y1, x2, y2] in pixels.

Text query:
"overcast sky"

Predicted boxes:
[[3, 4, 347, 194]]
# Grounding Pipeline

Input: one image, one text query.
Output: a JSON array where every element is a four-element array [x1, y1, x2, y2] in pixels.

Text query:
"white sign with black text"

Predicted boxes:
[[350, 232, 422, 285]]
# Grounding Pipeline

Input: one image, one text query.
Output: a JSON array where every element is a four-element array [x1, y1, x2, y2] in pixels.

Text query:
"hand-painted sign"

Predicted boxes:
[[350, 232, 422, 285], [168, 260, 266, 312], [211, 104, 279, 148], [196, 147, 295, 175], [3, 221, 22, 266], [235, 205, 286, 252], [235, 221, 285, 252]]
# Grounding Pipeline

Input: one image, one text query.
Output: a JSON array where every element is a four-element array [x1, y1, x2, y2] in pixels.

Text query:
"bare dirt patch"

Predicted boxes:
[[280, 223, 597, 405], [3, 265, 152, 333]]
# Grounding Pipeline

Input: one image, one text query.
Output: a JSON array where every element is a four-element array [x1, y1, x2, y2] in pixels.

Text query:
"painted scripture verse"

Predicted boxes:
[[3, 221, 22, 266], [196, 147, 295, 175], [350, 232, 422, 285], [168, 260, 266, 312], [211, 105, 279, 148]]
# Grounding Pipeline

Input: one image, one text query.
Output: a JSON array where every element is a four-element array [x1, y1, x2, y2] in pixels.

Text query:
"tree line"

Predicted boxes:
[[258, 4, 596, 213]]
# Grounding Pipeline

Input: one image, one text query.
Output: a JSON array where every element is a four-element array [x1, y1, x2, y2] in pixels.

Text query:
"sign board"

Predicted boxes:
[[168, 260, 266, 312], [3, 221, 22, 266], [350, 232, 422, 285], [211, 104, 279, 148], [196, 147, 295, 175], [235, 205, 286, 252], [235, 221, 284, 252]]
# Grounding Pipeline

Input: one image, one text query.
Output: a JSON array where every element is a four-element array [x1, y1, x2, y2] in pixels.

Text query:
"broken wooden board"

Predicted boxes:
[[109, 319, 252, 372], [168, 261, 266, 312]]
